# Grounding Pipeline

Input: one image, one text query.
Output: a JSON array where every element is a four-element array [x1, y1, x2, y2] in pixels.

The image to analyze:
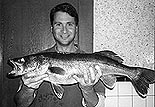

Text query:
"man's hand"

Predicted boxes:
[[22, 63, 50, 89], [22, 73, 48, 89], [73, 65, 102, 107], [73, 65, 102, 91]]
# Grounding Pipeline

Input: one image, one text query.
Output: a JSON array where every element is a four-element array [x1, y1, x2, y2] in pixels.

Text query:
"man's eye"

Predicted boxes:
[[55, 23, 61, 27], [68, 23, 74, 27]]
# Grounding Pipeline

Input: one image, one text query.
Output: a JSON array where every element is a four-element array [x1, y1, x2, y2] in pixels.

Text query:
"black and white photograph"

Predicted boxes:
[[0, 0, 154, 107]]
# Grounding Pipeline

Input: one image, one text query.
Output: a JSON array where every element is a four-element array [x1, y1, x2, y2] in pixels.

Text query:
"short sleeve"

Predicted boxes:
[[94, 80, 106, 96], [82, 93, 105, 107], [82, 80, 106, 107]]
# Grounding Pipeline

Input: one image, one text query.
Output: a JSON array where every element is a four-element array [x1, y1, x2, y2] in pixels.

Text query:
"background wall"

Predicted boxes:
[[1, 0, 93, 107], [0, 0, 3, 107], [94, 0, 154, 107]]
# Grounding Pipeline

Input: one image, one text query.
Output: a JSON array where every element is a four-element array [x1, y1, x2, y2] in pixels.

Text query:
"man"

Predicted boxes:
[[14, 3, 105, 107]]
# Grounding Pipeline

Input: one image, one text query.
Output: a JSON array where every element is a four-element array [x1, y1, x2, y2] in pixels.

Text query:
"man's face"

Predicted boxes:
[[52, 11, 78, 46]]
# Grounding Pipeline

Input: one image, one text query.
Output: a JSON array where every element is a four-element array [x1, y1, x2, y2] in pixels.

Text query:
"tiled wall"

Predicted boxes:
[[94, 0, 154, 107], [105, 82, 154, 107]]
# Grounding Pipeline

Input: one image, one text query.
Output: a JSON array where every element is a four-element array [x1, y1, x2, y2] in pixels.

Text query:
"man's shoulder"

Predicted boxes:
[[40, 44, 85, 53], [41, 46, 56, 53], [76, 49, 85, 53], [74, 44, 85, 53]]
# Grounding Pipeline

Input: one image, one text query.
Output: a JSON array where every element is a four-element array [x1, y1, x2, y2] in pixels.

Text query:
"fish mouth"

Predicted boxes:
[[8, 59, 16, 69], [6, 72, 21, 79], [7, 60, 22, 79]]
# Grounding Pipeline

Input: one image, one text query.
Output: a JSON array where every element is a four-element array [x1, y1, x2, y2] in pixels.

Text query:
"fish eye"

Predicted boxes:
[[18, 58, 25, 63], [21, 58, 25, 62]]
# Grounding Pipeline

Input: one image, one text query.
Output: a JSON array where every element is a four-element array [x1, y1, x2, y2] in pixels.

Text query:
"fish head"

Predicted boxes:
[[7, 55, 39, 79]]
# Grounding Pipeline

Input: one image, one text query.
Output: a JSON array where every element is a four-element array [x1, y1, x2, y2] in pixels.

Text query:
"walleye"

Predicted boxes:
[[7, 50, 155, 99]]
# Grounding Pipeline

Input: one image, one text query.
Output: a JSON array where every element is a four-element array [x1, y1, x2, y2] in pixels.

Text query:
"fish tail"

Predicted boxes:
[[131, 67, 155, 98]]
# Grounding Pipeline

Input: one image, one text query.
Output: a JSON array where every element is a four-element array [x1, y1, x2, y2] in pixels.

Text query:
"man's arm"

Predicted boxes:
[[73, 65, 104, 107], [14, 84, 36, 107], [14, 73, 48, 107], [80, 85, 99, 106], [81, 81, 106, 107]]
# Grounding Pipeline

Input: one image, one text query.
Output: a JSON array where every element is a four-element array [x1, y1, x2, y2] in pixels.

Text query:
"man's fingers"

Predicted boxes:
[[89, 67, 95, 83], [72, 75, 80, 82], [73, 65, 102, 87], [24, 72, 36, 79], [71, 68, 81, 82], [95, 65, 102, 80], [27, 79, 44, 89], [22, 74, 48, 89], [31, 74, 48, 83], [22, 74, 48, 84], [83, 69, 89, 84]]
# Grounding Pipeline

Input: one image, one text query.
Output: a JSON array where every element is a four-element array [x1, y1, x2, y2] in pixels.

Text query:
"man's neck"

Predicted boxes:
[[55, 43, 77, 53]]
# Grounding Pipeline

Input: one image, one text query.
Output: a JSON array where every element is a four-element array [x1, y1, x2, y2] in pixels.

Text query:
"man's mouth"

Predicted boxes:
[[61, 34, 70, 40]]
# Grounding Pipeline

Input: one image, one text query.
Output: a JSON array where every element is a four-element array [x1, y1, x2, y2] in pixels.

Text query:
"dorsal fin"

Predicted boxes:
[[95, 50, 124, 63]]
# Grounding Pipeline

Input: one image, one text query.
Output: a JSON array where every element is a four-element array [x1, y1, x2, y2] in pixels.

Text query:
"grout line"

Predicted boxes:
[[105, 95, 155, 97], [117, 83, 119, 107], [145, 96, 147, 107], [93, 0, 95, 53], [132, 87, 133, 107], [154, 85, 155, 107], [153, 95, 155, 107]]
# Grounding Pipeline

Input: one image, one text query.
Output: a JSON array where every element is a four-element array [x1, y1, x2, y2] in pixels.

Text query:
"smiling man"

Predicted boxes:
[[51, 11, 78, 52], [14, 3, 105, 107]]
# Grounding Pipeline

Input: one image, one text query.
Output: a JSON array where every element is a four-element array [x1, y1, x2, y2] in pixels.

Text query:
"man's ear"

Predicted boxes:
[[74, 26, 79, 44], [51, 26, 53, 33], [75, 26, 78, 33]]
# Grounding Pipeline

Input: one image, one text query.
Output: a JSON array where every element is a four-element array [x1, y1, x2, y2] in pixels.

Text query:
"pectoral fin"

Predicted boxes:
[[48, 67, 66, 75], [100, 75, 116, 89], [51, 84, 64, 99]]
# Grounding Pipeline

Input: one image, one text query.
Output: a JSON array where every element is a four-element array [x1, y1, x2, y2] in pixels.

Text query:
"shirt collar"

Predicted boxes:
[[54, 44, 79, 53]]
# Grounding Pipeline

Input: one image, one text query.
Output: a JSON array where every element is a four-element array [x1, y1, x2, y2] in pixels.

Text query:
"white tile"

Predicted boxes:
[[148, 84, 154, 95], [133, 96, 146, 107], [106, 83, 118, 97], [132, 84, 138, 96], [118, 82, 132, 96], [146, 96, 154, 107], [119, 96, 132, 107], [105, 96, 118, 107]]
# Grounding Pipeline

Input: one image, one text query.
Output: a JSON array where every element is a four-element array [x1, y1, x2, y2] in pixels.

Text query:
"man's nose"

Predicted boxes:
[[62, 25, 67, 34]]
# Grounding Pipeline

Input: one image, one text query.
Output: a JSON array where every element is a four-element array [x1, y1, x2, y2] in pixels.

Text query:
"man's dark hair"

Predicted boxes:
[[50, 3, 79, 26]]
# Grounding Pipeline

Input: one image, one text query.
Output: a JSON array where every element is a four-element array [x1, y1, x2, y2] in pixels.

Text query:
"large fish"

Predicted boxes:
[[7, 50, 155, 99]]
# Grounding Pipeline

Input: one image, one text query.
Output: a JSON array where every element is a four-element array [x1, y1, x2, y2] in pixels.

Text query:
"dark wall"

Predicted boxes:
[[1, 0, 93, 107], [0, 0, 3, 107], [79, 0, 93, 53]]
